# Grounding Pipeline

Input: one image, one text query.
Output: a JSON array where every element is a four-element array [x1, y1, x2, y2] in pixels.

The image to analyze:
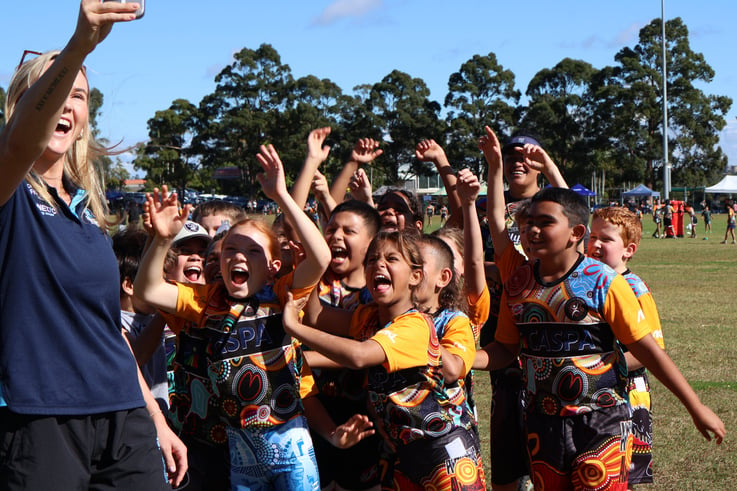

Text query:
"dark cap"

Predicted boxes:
[[502, 134, 542, 155]]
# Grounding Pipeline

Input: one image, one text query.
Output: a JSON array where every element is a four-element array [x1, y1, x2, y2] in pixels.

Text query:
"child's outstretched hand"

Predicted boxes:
[[351, 138, 383, 165], [329, 414, 375, 449], [456, 168, 481, 204], [691, 403, 726, 444], [144, 185, 190, 240], [306, 127, 332, 164], [349, 168, 373, 204], [256, 144, 288, 201], [522, 143, 556, 174], [415, 139, 447, 164], [311, 170, 331, 201], [478, 125, 503, 170]]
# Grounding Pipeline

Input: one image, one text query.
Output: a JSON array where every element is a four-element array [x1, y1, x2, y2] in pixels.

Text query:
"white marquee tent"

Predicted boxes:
[[704, 175, 737, 194]]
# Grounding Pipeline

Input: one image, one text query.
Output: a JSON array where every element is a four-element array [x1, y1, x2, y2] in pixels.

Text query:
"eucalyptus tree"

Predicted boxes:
[[604, 17, 731, 189], [444, 52, 520, 176], [366, 70, 445, 184]]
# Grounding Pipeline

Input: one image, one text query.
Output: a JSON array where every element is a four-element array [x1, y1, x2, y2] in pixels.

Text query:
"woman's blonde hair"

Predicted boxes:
[[5, 51, 113, 230]]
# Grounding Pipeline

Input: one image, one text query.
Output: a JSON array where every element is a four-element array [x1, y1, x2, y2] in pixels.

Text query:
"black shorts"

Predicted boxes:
[[0, 407, 170, 491], [177, 435, 230, 490], [311, 394, 380, 489], [489, 363, 529, 485]]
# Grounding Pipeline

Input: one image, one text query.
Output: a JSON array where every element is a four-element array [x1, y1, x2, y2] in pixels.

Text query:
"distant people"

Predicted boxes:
[[686, 203, 697, 238], [702, 205, 712, 234], [721, 203, 736, 244], [652, 199, 662, 238], [425, 202, 435, 227], [127, 199, 143, 227], [661, 199, 675, 238], [0, 2, 186, 488]]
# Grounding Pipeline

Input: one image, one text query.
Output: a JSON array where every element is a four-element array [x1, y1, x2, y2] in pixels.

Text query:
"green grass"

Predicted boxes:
[[468, 212, 737, 489]]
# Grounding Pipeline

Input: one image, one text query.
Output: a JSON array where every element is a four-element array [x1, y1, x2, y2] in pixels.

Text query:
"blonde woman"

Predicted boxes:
[[0, 2, 186, 488]]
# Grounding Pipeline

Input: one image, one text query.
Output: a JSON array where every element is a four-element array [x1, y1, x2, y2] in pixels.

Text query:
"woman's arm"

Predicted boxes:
[[0, 1, 139, 205]]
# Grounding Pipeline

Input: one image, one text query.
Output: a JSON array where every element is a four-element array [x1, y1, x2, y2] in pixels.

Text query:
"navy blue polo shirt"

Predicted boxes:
[[0, 182, 144, 414]]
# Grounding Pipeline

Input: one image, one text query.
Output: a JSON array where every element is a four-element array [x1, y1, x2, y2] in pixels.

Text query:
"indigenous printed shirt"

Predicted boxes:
[[317, 275, 373, 312], [349, 305, 474, 446], [496, 251, 651, 416], [313, 276, 372, 400], [621, 269, 666, 375], [167, 273, 317, 432]]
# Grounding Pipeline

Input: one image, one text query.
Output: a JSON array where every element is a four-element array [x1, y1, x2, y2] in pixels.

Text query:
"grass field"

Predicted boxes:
[[467, 211, 737, 489]]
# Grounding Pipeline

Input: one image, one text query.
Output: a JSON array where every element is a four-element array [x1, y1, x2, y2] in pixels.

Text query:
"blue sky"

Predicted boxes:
[[2, 0, 735, 182]]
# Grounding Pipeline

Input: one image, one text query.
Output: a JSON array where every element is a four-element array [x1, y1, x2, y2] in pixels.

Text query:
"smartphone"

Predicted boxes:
[[103, 0, 145, 19]]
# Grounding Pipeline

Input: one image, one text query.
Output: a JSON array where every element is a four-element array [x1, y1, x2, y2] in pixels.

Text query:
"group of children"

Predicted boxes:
[[117, 126, 724, 491]]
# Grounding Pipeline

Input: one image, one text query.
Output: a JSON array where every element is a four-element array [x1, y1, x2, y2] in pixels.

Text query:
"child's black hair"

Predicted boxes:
[[330, 199, 382, 237], [112, 227, 149, 297], [530, 187, 589, 228]]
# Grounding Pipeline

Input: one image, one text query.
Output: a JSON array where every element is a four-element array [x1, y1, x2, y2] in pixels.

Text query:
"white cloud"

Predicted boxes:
[[312, 0, 383, 26], [720, 119, 737, 169], [610, 23, 642, 49]]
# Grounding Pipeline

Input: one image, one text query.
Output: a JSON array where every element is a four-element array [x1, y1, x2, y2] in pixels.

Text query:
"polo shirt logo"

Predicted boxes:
[[36, 203, 57, 217]]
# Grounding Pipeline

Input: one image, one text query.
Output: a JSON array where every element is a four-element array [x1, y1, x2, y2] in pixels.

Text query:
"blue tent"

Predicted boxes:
[[622, 184, 660, 199], [571, 183, 596, 197]]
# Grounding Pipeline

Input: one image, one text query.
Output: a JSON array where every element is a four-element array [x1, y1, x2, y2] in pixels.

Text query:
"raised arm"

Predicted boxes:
[[330, 138, 382, 204], [348, 168, 375, 207], [256, 145, 330, 290], [522, 144, 567, 188], [0, 0, 139, 205], [134, 186, 191, 313], [291, 127, 331, 210], [455, 168, 486, 298], [311, 169, 337, 226], [415, 139, 462, 228], [480, 126, 512, 257]]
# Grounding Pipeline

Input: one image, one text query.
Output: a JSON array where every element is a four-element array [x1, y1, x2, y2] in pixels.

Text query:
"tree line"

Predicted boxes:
[[2, 18, 733, 200]]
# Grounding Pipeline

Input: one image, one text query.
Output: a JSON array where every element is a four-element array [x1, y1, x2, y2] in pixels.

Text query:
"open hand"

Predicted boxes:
[[330, 414, 375, 449], [144, 185, 190, 240], [351, 138, 383, 165]]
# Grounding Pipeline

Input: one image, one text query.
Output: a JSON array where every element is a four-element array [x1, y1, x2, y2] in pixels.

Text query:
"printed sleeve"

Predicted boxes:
[[638, 292, 665, 349], [604, 275, 652, 345], [370, 313, 431, 373], [441, 314, 476, 376], [496, 245, 527, 283], [466, 285, 490, 333]]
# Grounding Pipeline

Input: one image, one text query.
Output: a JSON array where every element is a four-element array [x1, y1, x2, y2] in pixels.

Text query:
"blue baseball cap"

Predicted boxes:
[[502, 134, 542, 155]]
